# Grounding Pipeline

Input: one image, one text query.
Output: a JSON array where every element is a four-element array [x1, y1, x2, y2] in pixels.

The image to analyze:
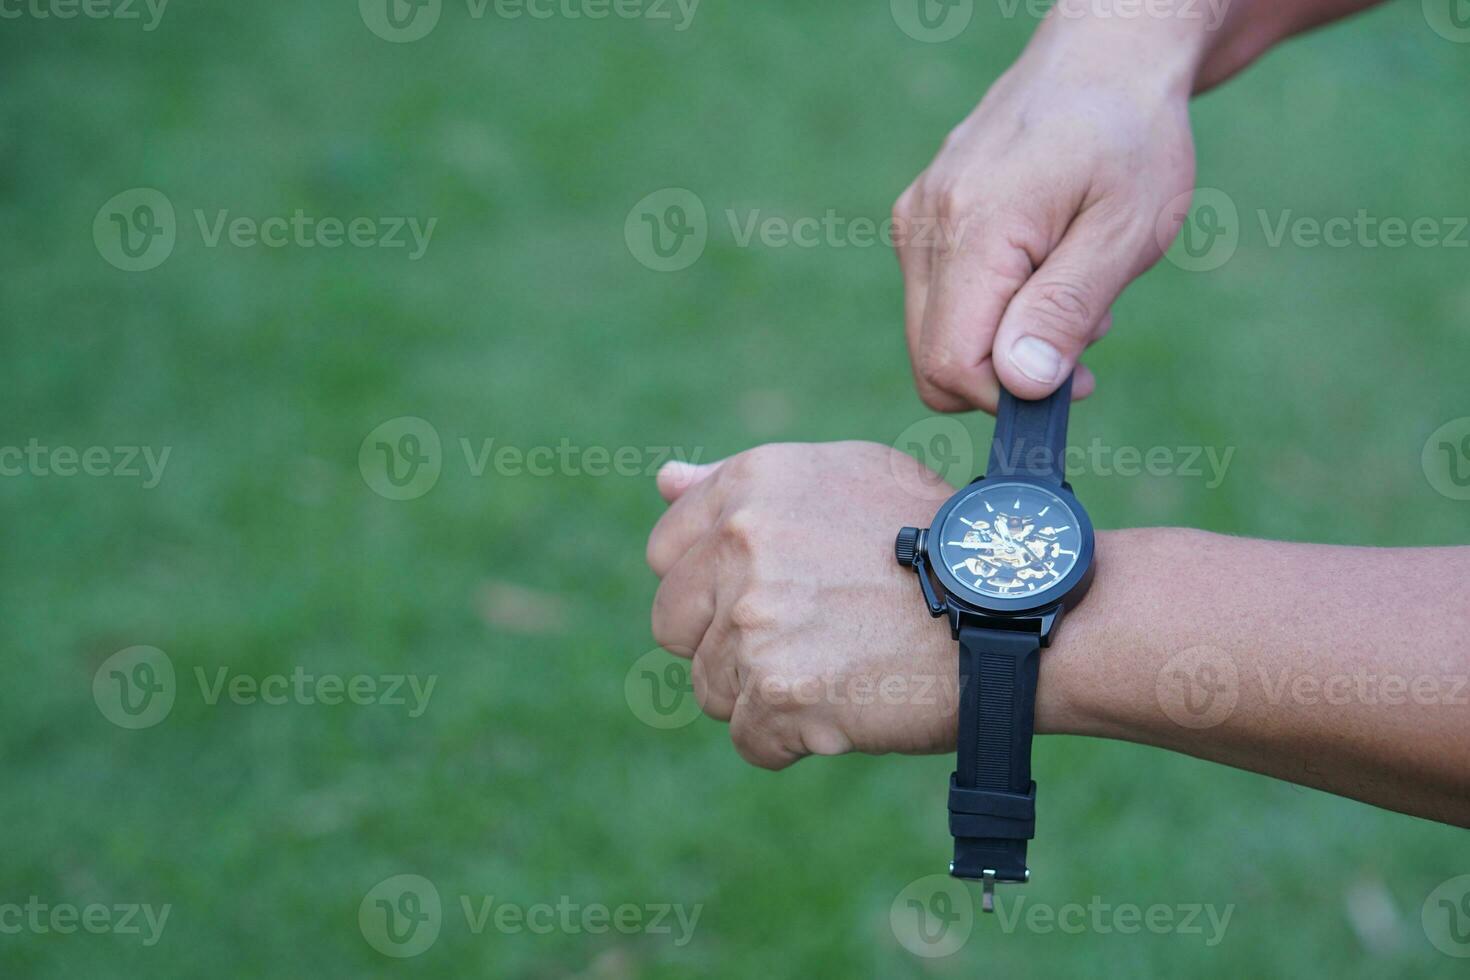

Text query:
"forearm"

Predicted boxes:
[[1039, 528, 1470, 826], [1023, 0, 1390, 95]]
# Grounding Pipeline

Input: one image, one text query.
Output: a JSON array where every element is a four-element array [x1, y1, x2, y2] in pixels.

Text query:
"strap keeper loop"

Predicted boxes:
[[948, 775, 1037, 840]]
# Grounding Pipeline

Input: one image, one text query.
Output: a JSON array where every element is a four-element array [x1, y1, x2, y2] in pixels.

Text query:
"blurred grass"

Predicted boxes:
[[1, 0, 1468, 976]]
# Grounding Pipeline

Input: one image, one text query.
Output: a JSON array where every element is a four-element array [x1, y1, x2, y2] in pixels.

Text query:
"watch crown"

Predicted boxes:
[[895, 526, 922, 568]]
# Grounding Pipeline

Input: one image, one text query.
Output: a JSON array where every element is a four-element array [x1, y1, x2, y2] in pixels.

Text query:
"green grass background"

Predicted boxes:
[[2, 0, 1468, 975]]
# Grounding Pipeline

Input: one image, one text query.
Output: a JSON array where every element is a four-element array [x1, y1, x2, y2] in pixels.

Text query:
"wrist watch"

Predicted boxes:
[[894, 376, 1094, 912]]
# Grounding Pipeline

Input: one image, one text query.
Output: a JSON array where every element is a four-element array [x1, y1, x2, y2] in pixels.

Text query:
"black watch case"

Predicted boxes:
[[897, 473, 1095, 643]]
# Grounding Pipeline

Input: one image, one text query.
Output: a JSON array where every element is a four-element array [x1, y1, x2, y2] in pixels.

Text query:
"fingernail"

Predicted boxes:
[[1010, 336, 1062, 384]]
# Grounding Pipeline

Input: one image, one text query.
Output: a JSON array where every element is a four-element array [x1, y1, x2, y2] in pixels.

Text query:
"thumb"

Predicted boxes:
[[656, 459, 723, 503], [992, 214, 1140, 400]]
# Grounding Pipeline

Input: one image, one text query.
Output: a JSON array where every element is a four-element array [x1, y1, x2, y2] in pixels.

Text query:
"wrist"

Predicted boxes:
[[1022, 4, 1217, 101], [1035, 526, 1187, 738], [1020, 0, 1291, 99]]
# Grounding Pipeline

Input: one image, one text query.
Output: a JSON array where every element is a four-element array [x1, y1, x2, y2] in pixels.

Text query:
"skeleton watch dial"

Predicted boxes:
[[937, 482, 1083, 600]]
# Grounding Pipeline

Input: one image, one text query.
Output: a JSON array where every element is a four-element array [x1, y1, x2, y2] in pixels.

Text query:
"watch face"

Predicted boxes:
[[936, 482, 1084, 601]]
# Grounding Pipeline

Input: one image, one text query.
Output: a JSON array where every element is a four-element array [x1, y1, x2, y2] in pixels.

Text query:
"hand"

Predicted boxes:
[[894, 21, 1200, 412], [645, 442, 959, 768]]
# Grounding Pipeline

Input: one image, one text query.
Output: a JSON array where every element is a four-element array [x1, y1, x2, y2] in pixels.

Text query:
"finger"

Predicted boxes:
[[893, 186, 935, 396], [915, 218, 1041, 414], [650, 535, 717, 655], [728, 698, 802, 771], [646, 463, 726, 577], [1061, 311, 1110, 402], [690, 652, 738, 722], [1072, 362, 1096, 401], [657, 459, 723, 503], [993, 212, 1143, 400]]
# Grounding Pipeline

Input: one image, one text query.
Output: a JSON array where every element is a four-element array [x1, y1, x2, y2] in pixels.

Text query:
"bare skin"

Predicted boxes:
[[646, 443, 1470, 827], [646, 0, 1463, 827], [899, 0, 1388, 412]]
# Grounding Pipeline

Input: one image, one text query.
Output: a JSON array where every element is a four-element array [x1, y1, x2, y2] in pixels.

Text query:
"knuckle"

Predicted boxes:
[[918, 385, 957, 413], [722, 443, 780, 482], [690, 659, 732, 721], [728, 591, 779, 634], [800, 723, 853, 758], [720, 450, 754, 483], [982, 210, 1048, 268], [746, 665, 792, 707], [916, 348, 965, 393], [719, 506, 762, 552], [722, 443, 800, 493], [892, 185, 916, 222], [728, 718, 773, 768], [649, 587, 671, 644], [931, 180, 970, 221], [1025, 279, 1096, 342], [649, 586, 692, 655]]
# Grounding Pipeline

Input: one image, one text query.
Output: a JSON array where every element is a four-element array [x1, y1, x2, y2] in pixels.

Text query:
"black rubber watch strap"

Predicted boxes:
[[951, 625, 1042, 882], [985, 375, 1074, 484]]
